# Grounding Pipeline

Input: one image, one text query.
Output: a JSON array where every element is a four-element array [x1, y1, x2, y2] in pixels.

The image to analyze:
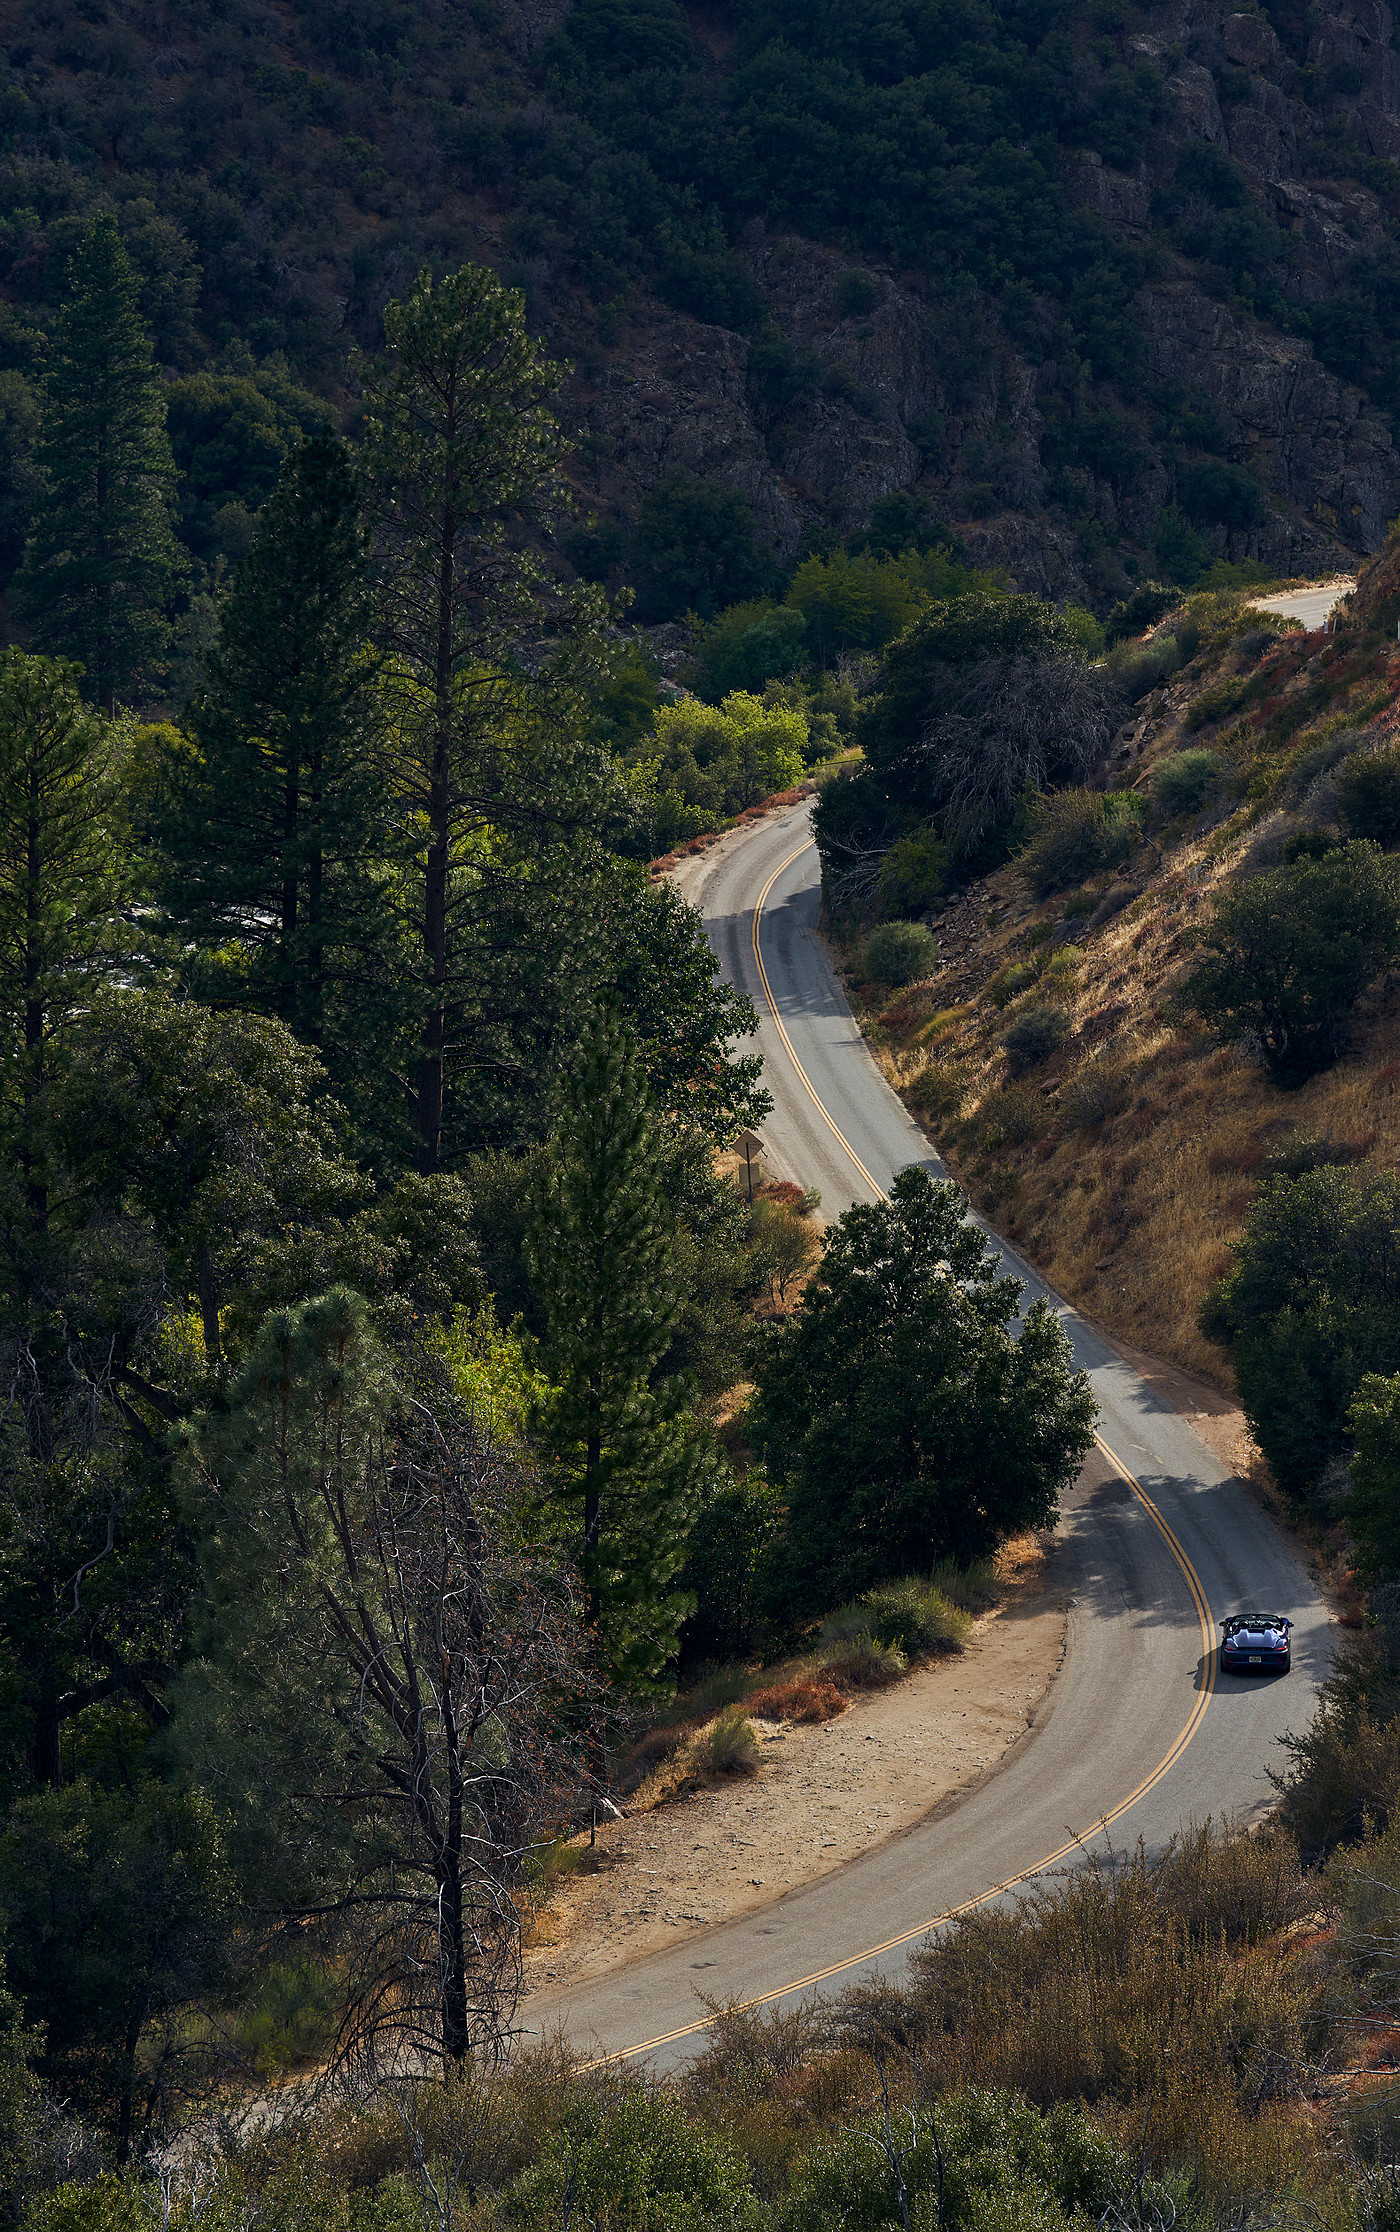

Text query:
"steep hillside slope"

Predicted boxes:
[[8, 0, 1400, 608], [839, 566, 1400, 1382]]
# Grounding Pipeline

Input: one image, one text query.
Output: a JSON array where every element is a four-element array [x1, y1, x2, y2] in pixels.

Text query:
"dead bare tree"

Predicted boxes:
[[906, 654, 1122, 856], [175, 1289, 591, 2087]]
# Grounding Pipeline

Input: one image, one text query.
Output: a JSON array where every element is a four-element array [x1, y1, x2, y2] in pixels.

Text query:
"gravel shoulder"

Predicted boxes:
[[521, 1544, 1067, 2003]]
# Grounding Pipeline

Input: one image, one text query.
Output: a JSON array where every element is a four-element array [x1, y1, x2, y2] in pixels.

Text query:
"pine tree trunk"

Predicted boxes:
[[279, 757, 300, 1024], [416, 495, 456, 1175], [307, 740, 324, 1044]]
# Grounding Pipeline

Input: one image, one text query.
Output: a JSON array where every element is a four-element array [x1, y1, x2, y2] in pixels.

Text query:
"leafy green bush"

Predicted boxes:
[[1275, 1690, 1400, 1860], [1153, 747, 1222, 814], [877, 829, 945, 913], [507, 2086, 760, 2231], [679, 1468, 784, 1663], [779, 2086, 1175, 2232], [988, 958, 1041, 1007], [1104, 580, 1178, 644], [861, 1575, 972, 1655], [1106, 632, 1180, 699], [863, 920, 939, 985], [1018, 789, 1142, 898], [1002, 1003, 1071, 1075], [817, 1623, 908, 1686], [1340, 742, 1400, 846], [1183, 840, 1400, 1083]]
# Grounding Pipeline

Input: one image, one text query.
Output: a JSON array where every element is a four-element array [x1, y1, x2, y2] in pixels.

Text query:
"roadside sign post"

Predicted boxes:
[[737, 1129, 764, 1203]]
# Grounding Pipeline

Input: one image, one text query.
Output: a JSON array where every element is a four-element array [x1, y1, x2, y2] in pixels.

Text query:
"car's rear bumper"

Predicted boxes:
[[1221, 1651, 1290, 1673]]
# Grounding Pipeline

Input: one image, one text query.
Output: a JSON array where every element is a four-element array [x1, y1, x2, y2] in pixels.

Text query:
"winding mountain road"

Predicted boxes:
[[524, 808, 1330, 2070]]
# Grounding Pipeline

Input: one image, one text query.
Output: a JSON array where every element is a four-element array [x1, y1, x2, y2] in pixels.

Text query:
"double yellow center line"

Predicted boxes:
[[594, 834, 1215, 2065]]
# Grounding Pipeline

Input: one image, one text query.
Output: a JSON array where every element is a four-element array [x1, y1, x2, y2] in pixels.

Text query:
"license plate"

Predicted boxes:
[[1249, 1655, 1261, 1663]]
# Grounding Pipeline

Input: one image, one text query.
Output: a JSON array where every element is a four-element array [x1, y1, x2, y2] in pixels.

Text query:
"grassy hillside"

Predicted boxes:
[[839, 564, 1400, 1386]]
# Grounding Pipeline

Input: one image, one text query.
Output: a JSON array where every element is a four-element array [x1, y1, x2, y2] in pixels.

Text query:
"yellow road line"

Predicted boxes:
[[586, 838, 1217, 2067]]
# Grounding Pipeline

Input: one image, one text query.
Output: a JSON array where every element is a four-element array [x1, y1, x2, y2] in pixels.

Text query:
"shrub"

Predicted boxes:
[[988, 957, 1041, 1007], [877, 829, 945, 913], [904, 1058, 968, 1120], [832, 269, 882, 317], [679, 1469, 784, 1663], [861, 1576, 972, 1655], [819, 1629, 908, 1686], [691, 599, 808, 700], [1002, 1003, 1072, 1075], [1275, 1693, 1400, 1860], [1104, 579, 1178, 645], [1340, 741, 1400, 846], [863, 919, 939, 985], [637, 688, 808, 839], [977, 1084, 1046, 1144], [1106, 633, 1180, 700], [928, 1555, 1001, 1612], [1018, 789, 1142, 898], [507, 2085, 760, 2232], [1059, 1059, 1129, 1129], [780, 2086, 1176, 2232], [700, 1705, 761, 1775], [1153, 747, 1222, 814], [746, 1675, 845, 1723], [1182, 839, 1400, 1083]]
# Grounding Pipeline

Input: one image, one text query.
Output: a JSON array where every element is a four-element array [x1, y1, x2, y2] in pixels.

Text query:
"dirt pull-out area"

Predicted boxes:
[[521, 1545, 1066, 2001]]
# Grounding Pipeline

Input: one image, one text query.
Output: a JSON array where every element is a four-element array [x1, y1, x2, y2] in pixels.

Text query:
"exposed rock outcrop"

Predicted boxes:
[[557, 0, 1400, 602]]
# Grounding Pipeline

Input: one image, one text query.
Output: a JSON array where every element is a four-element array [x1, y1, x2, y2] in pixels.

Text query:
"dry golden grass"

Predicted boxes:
[[845, 621, 1400, 1386]]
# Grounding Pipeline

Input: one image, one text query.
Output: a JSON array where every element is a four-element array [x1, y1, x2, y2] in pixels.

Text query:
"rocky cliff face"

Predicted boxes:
[[554, 0, 1400, 603]]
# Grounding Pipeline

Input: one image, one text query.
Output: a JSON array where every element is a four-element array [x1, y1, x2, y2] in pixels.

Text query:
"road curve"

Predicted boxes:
[[523, 808, 1330, 2070]]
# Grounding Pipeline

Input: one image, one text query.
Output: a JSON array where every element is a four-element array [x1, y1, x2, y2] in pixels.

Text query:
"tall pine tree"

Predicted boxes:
[[528, 1009, 715, 1726], [359, 262, 614, 1173], [160, 434, 407, 1149], [16, 213, 185, 709]]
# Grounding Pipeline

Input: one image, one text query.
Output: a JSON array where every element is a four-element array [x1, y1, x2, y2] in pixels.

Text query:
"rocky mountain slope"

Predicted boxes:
[[7, 0, 1400, 606]]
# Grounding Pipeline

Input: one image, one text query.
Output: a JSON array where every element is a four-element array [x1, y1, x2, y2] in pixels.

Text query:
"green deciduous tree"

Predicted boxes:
[[16, 215, 185, 709], [1348, 1371, 1400, 1580], [1183, 841, 1400, 1084], [159, 435, 407, 1146], [528, 1009, 717, 1708], [172, 1289, 583, 2073], [1200, 1165, 1400, 1502], [751, 1166, 1096, 1610], [633, 688, 807, 844]]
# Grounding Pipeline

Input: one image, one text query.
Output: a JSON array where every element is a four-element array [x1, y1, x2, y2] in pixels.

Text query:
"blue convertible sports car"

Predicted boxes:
[[1220, 1613, 1291, 1674]]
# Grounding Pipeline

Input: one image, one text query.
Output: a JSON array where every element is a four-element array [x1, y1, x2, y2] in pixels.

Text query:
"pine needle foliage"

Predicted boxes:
[[162, 434, 407, 1150], [16, 214, 185, 708], [528, 1007, 717, 1700]]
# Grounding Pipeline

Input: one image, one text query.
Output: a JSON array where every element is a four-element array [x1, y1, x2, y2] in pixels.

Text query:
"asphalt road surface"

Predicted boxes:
[[1253, 579, 1353, 630], [524, 810, 1330, 2070]]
